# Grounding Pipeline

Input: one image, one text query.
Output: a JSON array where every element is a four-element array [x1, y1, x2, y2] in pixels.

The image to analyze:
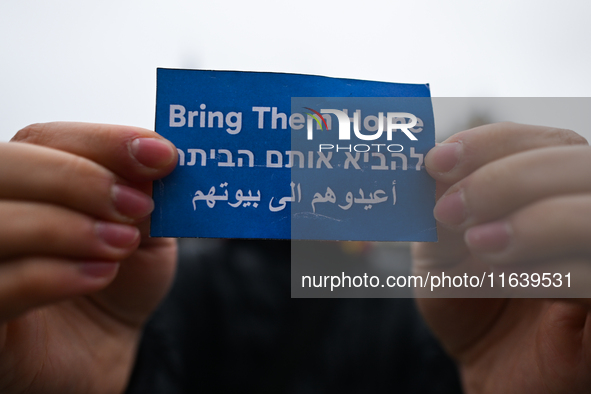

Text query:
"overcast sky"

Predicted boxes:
[[1, 0, 590, 142]]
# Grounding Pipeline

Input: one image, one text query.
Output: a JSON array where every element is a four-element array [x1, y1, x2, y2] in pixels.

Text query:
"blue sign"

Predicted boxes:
[[151, 69, 436, 241]]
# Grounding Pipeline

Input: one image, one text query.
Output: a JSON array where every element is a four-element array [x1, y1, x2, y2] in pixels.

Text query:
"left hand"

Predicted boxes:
[[0, 122, 178, 393]]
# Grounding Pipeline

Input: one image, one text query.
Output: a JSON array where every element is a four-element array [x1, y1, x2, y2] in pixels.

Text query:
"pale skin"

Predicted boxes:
[[2, 121, 591, 393], [0, 122, 178, 393], [414, 122, 591, 393]]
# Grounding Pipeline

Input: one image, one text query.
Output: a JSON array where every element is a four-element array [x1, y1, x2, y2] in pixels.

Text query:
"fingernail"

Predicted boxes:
[[426, 142, 462, 173], [434, 190, 466, 226], [112, 184, 154, 220], [79, 261, 120, 278], [465, 221, 512, 254], [130, 138, 175, 169], [95, 222, 140, 248]]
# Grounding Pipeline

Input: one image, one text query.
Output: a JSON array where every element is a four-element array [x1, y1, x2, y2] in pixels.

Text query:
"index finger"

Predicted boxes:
[[11, 122, 178, 183], [425, 122, 588, 186]]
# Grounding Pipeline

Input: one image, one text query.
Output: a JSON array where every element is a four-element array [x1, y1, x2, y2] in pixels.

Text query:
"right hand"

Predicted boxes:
[[0, 122, 178, 393], [413, 122, 591, 393]]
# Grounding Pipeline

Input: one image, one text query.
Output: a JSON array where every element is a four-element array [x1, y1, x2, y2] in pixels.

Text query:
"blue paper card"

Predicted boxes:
[[151, 69, 437, 241]]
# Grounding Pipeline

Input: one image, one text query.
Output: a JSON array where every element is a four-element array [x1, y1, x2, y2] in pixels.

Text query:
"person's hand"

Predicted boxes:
[[412, 122, 591, 393], [0, 122, 177, 393]]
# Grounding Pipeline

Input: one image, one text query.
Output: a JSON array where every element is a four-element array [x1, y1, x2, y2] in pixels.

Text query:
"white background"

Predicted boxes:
[[1, 0, 590, 142]]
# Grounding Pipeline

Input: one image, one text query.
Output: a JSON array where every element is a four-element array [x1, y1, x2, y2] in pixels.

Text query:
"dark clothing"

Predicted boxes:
[[126, 240, 463, 393]]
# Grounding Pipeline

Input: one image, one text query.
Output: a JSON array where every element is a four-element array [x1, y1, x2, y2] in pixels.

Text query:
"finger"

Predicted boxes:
[[465, 194, 591, 266], [0, 257, 119, 323], [434, 145, 591, 229], [88, 237, 178, 327], [415, 124, 587, 271], [0, 201, 140, 260], [11, 122, 177, 183], [413, 123, 587, 267], [412, 219, 469, 268], [410, 179, 471, 272], [425, 122, 587, 185], [0, 142, 154, 223], [82, 217, 177, 328]]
